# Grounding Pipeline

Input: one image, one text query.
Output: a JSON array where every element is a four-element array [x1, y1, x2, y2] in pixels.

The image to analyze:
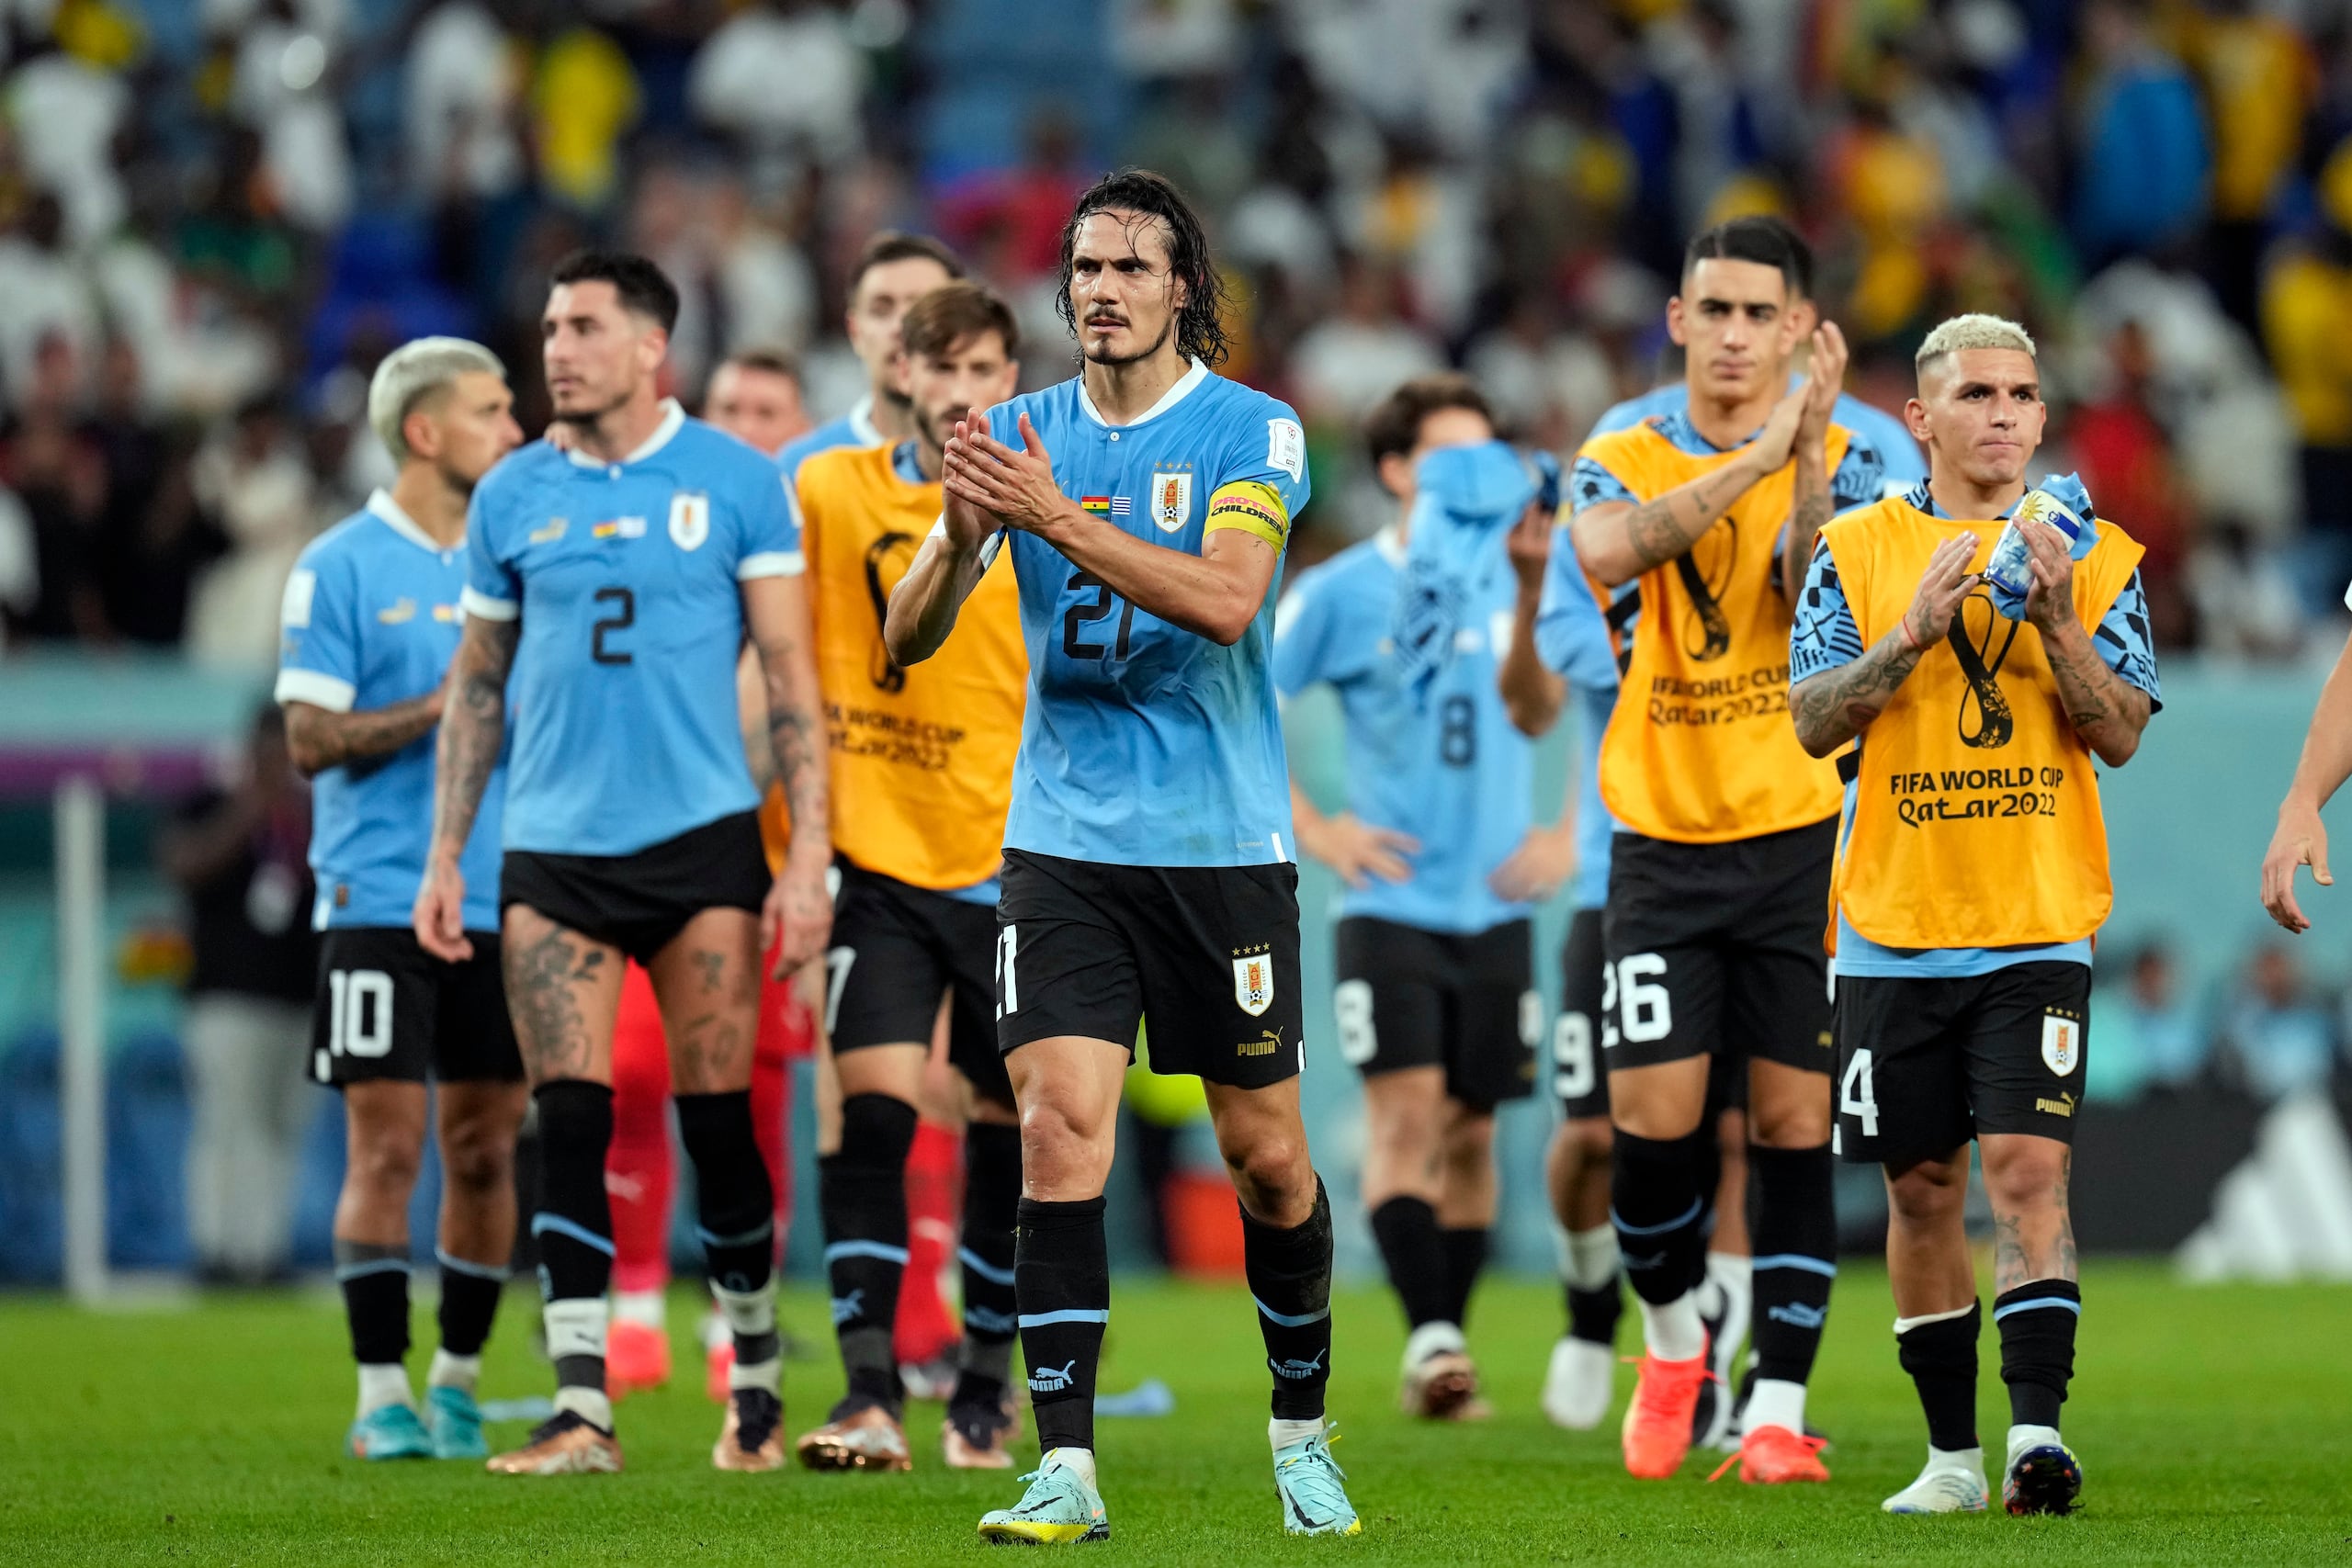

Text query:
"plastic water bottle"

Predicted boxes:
[[1981, 489, 2084, 599]]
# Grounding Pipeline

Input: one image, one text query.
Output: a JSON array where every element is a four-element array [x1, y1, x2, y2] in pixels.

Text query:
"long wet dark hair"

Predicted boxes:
[[1053, 168, 1233, 368]]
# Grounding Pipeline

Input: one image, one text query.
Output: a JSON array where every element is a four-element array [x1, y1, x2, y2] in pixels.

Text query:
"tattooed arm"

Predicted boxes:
[[413, 614, 518, 961], [284, 690, 444, 779], [2019, 518, 2151, 768], [734, 643, 775, 795], [1790, 534, 1981, 757], [1572, 391, 1804, 588], [742, 572, 832, 975]]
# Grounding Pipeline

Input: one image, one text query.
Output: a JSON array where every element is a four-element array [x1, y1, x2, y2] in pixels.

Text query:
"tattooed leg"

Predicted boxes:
[[1980, 1134, 2075, 1290], [648, 908, 763, 1095], [501, 905, 625, 1088]]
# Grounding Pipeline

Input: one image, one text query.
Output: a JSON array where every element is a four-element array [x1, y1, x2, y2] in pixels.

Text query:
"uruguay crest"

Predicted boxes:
[[2041, 1014, 2080, 1077], [1152, 471, 1193, 534], [669, 491, 710, 551], [1234, 953, 1273, 1018]]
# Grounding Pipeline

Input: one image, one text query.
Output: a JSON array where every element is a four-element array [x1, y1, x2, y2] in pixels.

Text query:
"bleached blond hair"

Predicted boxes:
[[368, 337, 505, 463], [1916, 313, 2037, 378]]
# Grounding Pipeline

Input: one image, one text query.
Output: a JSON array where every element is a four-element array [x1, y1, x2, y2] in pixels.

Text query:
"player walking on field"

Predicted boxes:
[[791, 281, 1033, 1474], [887, 169, 1361, 1541], [1790, 313, 2157, 1517], [1274, 374, 1571, 1422], [415, 250, 832, 1476], [1565, 216, 1883, 1484], [277, 338, 526, 1462]]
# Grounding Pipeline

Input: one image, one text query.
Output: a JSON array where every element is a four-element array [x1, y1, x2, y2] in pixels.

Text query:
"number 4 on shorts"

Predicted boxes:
[[1840, 1047, 1879, 1136]]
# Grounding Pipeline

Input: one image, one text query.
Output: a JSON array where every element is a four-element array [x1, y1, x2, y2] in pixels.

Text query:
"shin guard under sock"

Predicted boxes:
[[1016, 1195, 1109, 1452], [1996, 1280, 2080, 1429], [1441, 1225, 1489, 1329], [1610, 1128, 1711, 1307], [955, 1121, 1022, 1402], [1243, 1178, 1335, 1422], [1897, 1302, 1982, 1452], [532, 1079, 617, 1417], [676, 1089, 779, 1372], [820, 1091, 919, 1409], [1749, 1143, 1837, 1387], [435, 1249, 507, 1359], [1368, 1195, 1453, 1328], [334, 1240, 411, 1367]]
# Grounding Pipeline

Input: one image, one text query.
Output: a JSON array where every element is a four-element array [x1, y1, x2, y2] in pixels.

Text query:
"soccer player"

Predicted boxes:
[[1272, 373, 1568, 1420], [277, 337, 526, 1462], [777, 231, 964, 481], [1789, 313, 2157, 1516], [416, 250, 831, 1476], [1565, 215, 1882, 1484], [707, 347, 813, 457], [791, 280, 1031, 1473], [887, 169, 1361, 1541]]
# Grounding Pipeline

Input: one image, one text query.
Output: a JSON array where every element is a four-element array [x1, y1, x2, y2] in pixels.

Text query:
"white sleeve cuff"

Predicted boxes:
[[737, 550, 806, 581], [274, 668, 356, 713], [459, 587, 519, 621]]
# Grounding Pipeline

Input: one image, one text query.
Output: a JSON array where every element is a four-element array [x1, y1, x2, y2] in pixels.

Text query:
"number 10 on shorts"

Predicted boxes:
[[326, 969, 393, 1058]]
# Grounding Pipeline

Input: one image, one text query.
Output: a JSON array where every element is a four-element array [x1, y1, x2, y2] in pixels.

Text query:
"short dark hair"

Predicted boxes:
[[1054, 168, 1232, 367], [848, 231, 965, 299], [718, 346, 803, 385], [1681, 215, 1813, 299], [900, 281, 1020, 361], [1363, 373, 1496, 469], [548, 249, 681, 333]]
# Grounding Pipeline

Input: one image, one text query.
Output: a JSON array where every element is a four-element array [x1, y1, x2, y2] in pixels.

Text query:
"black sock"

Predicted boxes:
[[1016, 1195, 1109, 1452], [1368, 1195, 1452, 1327], [1566, 1279, 1624, 1347], [675, 1089, 779, 1369], [1996, 1280, 2080, 1429], [334, 1241, 410, 1365], [1749, 1143, 1837, 1385], [1898, 1303, 1982, 1451], [820, 1091, 918, 1411], [954, 1120, 1022, 1406], [530, 1079, 616, 1400], [435, 1250, 506, 1358], [1441, 1225, 1489, 1328], [1610, 1128, 1711, 1306], [1244, 1178, 1334, 1422]]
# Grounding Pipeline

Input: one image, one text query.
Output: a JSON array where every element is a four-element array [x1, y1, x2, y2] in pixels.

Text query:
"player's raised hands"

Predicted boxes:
[[945, 411, 1074, 536], [1506, 500, 1555, 593], [2018, 516, 2078, 633], [413, 854, 473, 963], [1798, 321, 1848, 438], [1903, 533, 1982, 649], [1747, 382, 1809, 471], [2263, 800, 2332, 933], [941, 408, 1003, 549]]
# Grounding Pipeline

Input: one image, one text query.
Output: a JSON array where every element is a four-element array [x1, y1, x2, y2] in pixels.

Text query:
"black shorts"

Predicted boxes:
[[311, 927, 522, 1088], [1331, 916, 1537, 1111], [827, 859, 1012, 1107], [1834, 962, 2091, 1166], [501, 811, 770, 965], [1555, 906, 1611, 1120], [995, 849, 1303, 1090], [1601, 818, 1837, 1077]]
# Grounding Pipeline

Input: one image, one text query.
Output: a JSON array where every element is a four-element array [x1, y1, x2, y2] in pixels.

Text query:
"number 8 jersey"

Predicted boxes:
[[985, 361, 1311, 868], [461, 400, 803, 856]]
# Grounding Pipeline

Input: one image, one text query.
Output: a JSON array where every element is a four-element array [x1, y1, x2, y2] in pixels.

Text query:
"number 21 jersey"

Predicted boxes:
[[462, 400, 803, 857], [989, 361, 1311, 869]]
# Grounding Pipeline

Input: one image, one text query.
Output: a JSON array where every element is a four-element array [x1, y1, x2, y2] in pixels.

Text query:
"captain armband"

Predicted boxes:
[[1204, 480, 1291, 551]]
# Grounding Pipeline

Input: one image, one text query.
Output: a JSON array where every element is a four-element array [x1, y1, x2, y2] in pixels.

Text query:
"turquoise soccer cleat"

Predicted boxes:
[[1273, 1427, 1362, 1537], [977, 1450, 1110, 1545], [425, 1384, 489, 1460], [346, 1402, 434, 1461]]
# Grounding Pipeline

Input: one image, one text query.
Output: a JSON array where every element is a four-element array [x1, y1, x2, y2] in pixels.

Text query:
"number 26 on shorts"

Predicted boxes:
[[1599, 953, 1672, 1050]]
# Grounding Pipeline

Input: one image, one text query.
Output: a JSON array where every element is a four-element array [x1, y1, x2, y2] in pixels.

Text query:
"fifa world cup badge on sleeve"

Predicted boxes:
[[2041, 1012, 2081, 1077], [668, 491, 709, 551], [1233, 949, 1275, 1017], [1267, 418, 1306, 484]]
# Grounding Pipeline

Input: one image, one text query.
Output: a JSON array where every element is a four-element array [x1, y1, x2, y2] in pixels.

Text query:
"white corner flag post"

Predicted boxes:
[[55, 773, 109, 1305]]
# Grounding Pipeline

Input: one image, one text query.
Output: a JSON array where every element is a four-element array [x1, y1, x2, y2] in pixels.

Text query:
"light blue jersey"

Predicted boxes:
[[1790, 479, 2162, 978], [1593, 379, 1927, 491], [462, 400, 803, 857], [1530, 523, 1627, 912], [987, 360, 1310, 867], [1274, 525, 1532, 933], [277, 491, 507, 931], [776, 395, 882, 483]]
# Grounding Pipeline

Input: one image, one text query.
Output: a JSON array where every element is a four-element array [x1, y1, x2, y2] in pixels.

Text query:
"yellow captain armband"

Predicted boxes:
[[1204, 479, 1291, 550]]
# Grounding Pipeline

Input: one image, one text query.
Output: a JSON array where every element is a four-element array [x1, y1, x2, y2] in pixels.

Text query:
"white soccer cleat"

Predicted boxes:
[[1883, 1450, 1990, 1515], [1541, 1336, 1616, 1429]]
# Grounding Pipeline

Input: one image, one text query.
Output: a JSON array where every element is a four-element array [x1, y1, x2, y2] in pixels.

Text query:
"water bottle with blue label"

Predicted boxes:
[[1981, 489, 2085, 600]]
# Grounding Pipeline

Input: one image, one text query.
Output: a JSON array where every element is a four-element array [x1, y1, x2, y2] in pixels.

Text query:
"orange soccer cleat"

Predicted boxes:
[[1711, 1423, 1831, 1485], [1620, 1350, 1710, 1479]]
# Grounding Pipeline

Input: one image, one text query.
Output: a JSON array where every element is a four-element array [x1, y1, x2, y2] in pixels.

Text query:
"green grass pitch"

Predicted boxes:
[[3, 1263, 2346, 1564]]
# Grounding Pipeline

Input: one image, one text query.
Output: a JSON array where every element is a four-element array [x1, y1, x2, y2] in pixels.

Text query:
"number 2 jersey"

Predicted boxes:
[[461, 400, 803, 857], [984, 360, 1310, 868]]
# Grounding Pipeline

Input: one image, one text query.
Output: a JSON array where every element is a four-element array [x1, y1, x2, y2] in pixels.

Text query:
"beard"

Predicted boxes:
[[548, 377, 634, 425], [1080, 311, 1174, 367]]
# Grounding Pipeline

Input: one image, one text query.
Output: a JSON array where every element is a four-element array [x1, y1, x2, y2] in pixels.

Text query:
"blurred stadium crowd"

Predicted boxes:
[[4, 0, 2352, 664]]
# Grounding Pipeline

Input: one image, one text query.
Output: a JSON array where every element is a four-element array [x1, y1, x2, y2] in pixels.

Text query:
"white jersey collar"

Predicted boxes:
[[365, 488, 457, 555], [1374, 521, 1407, 566], [565, 397, 687, 469], [1077, 357, 1208, 429], [849, 394, 883, 447]]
